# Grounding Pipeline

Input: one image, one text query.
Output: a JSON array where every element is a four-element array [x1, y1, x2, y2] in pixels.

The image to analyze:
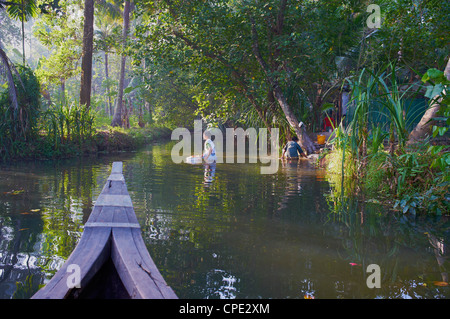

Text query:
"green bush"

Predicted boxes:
[[0, 65, 41, 160]]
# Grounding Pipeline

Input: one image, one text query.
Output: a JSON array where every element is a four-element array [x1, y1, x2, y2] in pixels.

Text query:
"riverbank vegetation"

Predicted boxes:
[[0, 0, 449, 213], [0, 62, 170, 160], [0, 63, 171, 160], [324, 65, 449, 215]]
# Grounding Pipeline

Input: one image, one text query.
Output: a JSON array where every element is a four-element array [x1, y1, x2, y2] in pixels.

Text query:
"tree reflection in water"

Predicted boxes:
[[0, 143, 448, 299]]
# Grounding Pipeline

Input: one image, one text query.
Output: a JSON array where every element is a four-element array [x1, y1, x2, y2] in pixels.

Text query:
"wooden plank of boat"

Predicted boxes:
[[32, 162, 177, 299]]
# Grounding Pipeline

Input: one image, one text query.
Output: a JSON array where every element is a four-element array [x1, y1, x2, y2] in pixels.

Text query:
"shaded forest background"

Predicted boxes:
[[0, 0, 449, 160]]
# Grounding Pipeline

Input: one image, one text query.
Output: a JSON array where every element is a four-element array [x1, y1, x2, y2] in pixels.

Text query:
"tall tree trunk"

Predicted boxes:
[[272, 82, 317, 154], [138, 102, 144, 127], [104, 52, 112, 116], [407, 57, 450, 145], [79, 0, 94, 109], [21, 0, 25, 64], [29, 27, 31, 61], [111, 0, 131, 127], [60, 78, 66, 104], [0, 47, 19, 112], [250, 17, 316, 154]]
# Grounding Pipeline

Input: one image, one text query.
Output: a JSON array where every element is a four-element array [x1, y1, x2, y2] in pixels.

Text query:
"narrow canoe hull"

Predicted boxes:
[[67, 257, 131, 299], [32, 162, 177, 299]]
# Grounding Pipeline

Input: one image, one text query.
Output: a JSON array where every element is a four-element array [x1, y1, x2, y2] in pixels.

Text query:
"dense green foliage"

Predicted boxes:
[[129, 0, 449, 133], [325, 66, 449, 215], [0, 65, 40, 159], [132, 0, 367, 132]]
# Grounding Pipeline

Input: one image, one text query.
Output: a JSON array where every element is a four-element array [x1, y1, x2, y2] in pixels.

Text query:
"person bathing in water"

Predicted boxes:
[[202, 130, 217, 164], [281, 136, 307, 159]]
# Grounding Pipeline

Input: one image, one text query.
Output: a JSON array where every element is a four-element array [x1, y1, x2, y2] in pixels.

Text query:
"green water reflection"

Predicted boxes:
[[0, 142, 448, 299]]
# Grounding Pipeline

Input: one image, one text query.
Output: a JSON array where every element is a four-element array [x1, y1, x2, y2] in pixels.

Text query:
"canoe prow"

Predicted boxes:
[[32, 162, 177, 299]]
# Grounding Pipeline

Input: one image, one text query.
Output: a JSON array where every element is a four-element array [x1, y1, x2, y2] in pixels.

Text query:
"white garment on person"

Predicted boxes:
[[203, 139, 217, 163]]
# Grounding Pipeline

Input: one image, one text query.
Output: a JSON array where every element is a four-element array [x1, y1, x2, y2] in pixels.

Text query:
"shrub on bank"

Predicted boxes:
[[0, 65, 41, 160], [323, 65, 449, 215], [324, 143, 449, 215]]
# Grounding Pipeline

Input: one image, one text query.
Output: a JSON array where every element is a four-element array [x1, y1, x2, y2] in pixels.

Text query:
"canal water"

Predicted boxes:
[[0, 141, 449, 299]]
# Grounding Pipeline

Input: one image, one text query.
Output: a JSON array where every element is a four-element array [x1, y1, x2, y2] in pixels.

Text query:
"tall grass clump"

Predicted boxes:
[[40, 99, 96, 157], [326, 124, 358, 199], [346, 63, 420, 158], [325, 63, 449, 215]]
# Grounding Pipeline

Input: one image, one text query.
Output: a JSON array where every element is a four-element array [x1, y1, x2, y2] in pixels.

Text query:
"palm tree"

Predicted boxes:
[[0, 42, 30, 144], [111, 0, 131, 127], [4, 0, 37, 64]]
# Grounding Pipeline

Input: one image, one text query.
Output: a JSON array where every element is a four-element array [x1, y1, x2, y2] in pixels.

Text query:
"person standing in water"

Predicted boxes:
[[202, 130, 217, 164], [281, 136, 307, 159]]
